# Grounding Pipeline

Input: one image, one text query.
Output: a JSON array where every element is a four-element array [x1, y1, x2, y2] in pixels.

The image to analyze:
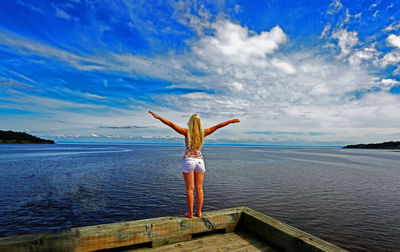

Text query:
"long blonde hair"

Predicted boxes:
[[187, 114, 204, 150]]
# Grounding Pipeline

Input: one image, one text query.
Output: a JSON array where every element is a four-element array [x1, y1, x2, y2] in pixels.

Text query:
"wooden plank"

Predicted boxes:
[[132, 229, 277, 252], [239, 207, 348, 252], [0, 207, 245, 252]]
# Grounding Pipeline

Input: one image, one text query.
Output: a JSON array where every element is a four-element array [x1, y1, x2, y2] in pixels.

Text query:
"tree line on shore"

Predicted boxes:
[[343, 141, 400, 149], [0, 130, 54, 144]]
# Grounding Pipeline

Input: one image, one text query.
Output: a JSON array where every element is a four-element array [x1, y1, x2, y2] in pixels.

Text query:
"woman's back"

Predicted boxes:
[[184, 135, 204, 160]]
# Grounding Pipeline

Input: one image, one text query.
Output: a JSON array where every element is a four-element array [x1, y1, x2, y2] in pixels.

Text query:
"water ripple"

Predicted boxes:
[[0, 145, 399, 252]]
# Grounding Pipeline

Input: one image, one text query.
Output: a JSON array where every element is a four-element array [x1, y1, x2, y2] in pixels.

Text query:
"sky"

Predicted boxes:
[[0, 0, 400, 146]]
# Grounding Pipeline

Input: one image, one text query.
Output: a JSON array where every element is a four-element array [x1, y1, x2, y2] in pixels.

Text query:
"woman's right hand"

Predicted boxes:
[[148, 110, 159, 119]]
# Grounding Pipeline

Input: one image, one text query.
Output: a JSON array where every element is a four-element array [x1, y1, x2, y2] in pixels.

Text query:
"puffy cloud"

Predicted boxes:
[[379, 78, 400, 91], [193, 20, 287, 64], [319, 2, 400, 77], [379, 50, 400, 68], [348, 45, 380, 66], [387, 34, 400, 48], [324, 31, 400, 76], [167, 20, 400, 144]]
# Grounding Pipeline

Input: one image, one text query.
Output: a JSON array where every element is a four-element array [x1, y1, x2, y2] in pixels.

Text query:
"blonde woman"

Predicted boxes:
[[149, 111, 240, 218]]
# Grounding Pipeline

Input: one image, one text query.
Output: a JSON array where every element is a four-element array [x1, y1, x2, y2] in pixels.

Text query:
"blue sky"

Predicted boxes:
[[1, 0, 400, 145]]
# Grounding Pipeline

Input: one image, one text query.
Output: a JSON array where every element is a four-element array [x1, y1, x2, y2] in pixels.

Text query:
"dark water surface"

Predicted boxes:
[[0, 144, 399, 251]]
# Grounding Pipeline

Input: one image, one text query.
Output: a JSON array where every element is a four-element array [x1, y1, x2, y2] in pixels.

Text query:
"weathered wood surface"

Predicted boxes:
[[240, 207, 348, 252], [0, 207, 244, 252], [0, 206, 348, 252], [132, 229, 278, 252]]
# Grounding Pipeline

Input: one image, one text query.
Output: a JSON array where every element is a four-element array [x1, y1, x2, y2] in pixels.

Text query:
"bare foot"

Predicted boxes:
[[184, 212, 193, 219], [196, 212, 202, 218]]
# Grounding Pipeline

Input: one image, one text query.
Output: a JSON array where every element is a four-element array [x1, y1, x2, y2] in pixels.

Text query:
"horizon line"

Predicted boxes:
[[55, 141, 344, 148]]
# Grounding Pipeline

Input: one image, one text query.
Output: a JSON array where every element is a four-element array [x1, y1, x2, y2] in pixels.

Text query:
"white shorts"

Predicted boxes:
[[182, 158, 205, 173]]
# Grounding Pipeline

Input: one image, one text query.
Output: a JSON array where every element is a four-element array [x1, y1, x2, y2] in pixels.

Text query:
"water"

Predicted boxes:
[[0, 144, 399, 251]]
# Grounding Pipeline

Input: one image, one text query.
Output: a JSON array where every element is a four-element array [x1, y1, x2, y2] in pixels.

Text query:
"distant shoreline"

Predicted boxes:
[[0, 130, 55, 144], [343, 141, 400, 149]]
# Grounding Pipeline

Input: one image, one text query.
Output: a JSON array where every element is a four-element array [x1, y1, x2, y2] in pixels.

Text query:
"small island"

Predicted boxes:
[[0, 130, 55, 144], [343, 141, 400, 149]]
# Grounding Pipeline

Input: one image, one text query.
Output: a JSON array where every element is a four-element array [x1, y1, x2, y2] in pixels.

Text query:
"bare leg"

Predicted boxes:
[[194, 172, 205, 217], [182, 172, 194, 218]]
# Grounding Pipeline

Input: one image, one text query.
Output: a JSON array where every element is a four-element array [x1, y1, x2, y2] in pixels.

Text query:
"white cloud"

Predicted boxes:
[[379, 50, 400, 68], [372, 36, 400, 70], [228, 81, 244, 91], [344, 9, 351, 23], [172, 0, 212, 36], [379, 78, 399, 91], [169, 20, 400, 143], [348, 45, 380, 66], [271, 58, 296, 74], [2, 14, 400, 144], [17, 1, 44, 14], [370, 3, 378, 8], [327, 0, 343, 15], [383, 21, 400, 32], [331, 29, 359, 57], [4, 89, 108, 111], [321, 23, 400, 77], [61, 87, 107, 100], [0, 32, 106, 71], [319, 24, 332, 39], [193, 20, 287, 65], [54, 7, 71, 20], [346, 92, 400, 128], [387, 34, 400, 48]]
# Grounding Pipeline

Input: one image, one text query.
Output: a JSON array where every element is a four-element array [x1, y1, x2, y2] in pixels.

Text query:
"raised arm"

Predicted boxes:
[[204, 119, 240, 136], [148, 111, 187, 135]]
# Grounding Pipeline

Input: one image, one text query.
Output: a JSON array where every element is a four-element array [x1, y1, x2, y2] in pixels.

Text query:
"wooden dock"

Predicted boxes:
[[0, 206, 348, 252]]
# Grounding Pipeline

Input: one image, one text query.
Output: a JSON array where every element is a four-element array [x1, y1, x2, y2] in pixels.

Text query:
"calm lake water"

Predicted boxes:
[[0, 144, 399, 251]]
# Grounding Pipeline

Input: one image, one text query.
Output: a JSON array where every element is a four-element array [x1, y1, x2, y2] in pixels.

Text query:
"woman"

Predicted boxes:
[[148, 111, 240, 218]]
